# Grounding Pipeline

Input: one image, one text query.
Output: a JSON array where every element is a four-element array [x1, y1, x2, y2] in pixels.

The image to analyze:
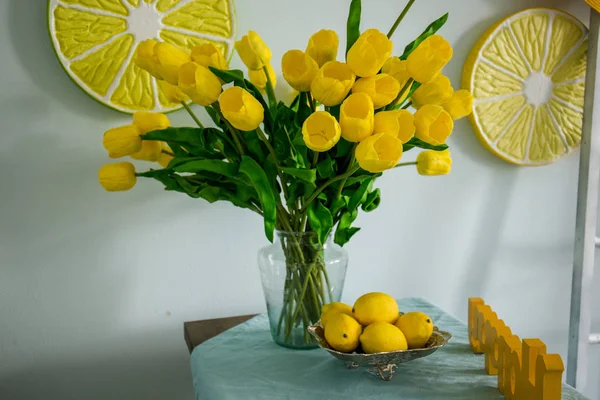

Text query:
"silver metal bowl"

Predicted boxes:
[[307, 323, 452, 381]]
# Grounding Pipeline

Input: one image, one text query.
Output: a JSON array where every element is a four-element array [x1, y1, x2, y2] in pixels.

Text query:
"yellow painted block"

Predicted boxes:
[[467, 299, 565, 399]]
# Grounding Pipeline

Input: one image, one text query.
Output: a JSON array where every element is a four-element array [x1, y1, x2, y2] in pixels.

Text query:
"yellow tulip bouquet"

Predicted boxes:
[[99, 0, 472, 347]]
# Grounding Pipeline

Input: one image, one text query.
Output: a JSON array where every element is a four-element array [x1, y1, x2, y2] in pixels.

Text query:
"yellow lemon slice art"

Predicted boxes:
[[462, 8, 588, 166], [47, 0, 236, 114]]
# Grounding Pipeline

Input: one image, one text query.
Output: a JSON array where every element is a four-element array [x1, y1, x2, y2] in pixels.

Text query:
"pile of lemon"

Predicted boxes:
[[321, 293, 434, 353]]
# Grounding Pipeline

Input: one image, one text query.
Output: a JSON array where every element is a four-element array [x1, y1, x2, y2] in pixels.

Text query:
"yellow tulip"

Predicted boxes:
[[306, 29, 339, 67], [407, 35, 453, 84], [132, 111, 170, 134], [414, 104, 454, 145], [352, 74, 400, 109], [178, 62, 222, 106], [235, 31, 272, 70], [282, 50, 319, 92], [442, 90, 474, 120], [157, 80, 188, 103], [382, 57, 410, 87], [191, 43, 229, 70], [340, 93, 374, 142], [130, 141, 162, 162], [347, 29, 393, 77], [98, 162, 137, 192], [158, 144, 174, 168], [103, 125, 142, 159], [411, 75, 454, 108], [416, 149, 452, 176], [302, 111, 341, 152], [219, 86, 265, 131], [310, 61, 356, 106], [373, 110, 415, 143], [149, 43, 191, 85], [355, 133, 403, 173], [135, 39, 160, 77], [248, 63, 277, 93]]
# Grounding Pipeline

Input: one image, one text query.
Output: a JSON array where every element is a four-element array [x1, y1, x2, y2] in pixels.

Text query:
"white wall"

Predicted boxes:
[[1, 0, 598, 399]]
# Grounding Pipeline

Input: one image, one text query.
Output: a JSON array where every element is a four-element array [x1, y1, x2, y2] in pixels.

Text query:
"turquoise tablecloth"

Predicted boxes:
[[190, 298, 587, 399]]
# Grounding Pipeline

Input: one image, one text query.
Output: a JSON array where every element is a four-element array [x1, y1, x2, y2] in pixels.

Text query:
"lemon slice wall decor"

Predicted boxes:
[[47, 0, 236, 114], [462, 8, 588, 166]]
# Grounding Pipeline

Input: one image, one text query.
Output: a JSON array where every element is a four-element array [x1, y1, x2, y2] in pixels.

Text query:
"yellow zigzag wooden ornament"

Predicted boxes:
[[468, 298, 564, 399]]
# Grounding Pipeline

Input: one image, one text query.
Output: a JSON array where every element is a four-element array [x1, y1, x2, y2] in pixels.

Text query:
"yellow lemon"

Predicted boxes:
[[360, 322, 408, 354], [463, 8, 587, 165], [321, 302, 353, 328], [394, 312, 434, 349], [48, 0, 236, 114], [352, 292, 399, 326], [324, 313, 362, 353]]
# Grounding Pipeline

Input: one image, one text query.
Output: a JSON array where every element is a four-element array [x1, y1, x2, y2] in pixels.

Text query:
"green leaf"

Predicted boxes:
[[335, 138, 354, 159], [239, 156, 277, 242], [244, 130, 267, 163], [329, 104, 341, 120], [295, 92, 312, 127], [316, 154, 335, 179], [346, 0, 362, 55], [345, 171, 382, 185], [347, 178, 372, 212], [331, 197, 347, 216], [403, 137, 448, 152], [143, 127, 214, 159], [205, 105, 221, 125], [264, 154, 280, 196], [173, 159, 239, 178], [334, 209, 360, 246], [292, 135, 310, 168], [280, 167, 317, 183], [208, 68, 245, 83], [362, 188, 381, 212], [400, 13, 449, 60], [307, 200, 333, 245]]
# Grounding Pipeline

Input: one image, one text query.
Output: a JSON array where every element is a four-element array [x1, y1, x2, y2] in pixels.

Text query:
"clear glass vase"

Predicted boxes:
[[258, 231, 348, 349]]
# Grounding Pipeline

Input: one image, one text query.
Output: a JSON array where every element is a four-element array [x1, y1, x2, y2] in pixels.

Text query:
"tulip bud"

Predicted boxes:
[[248, 63, 277, 93], [103, 125, 142, 159], [306, 29, 339, 67], [138, 41, 190, 85], [219, 86, 265, 131], [191, 43, 229, 70], [132, 111, 170, 134], [347, 29, 393, 77], [178, 62, 222, 106], [442, 90, 474, 120], [302, 111, 341, 152], [310, 61, 356, 106], [157, 80, 188, 104], [355, 133, 403, 173], [131, 141, 163, 162], [352, 74, 401, 109], [416, 149, 452, 176], [340, 93, 375, 142], [414, 104, 454, 145], [411, 75, 454, 108], [235, 31, 272, 70], [373, 110, 415, 143], [282, 50, 319, 92], [98, 162, 137, 192], [407, 35, 453, 84]]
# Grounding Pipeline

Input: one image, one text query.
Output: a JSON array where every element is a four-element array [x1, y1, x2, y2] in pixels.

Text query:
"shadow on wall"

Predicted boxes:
[[7, 0, 119, 122]]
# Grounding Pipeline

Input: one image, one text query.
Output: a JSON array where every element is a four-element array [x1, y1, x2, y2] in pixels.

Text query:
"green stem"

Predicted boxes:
[[301, 164, 360, 213], [335, 143, 359, 199], [394, 161, 418, 168], [264, 66, 278, 110], [387, 78, 414, 111], [312, 152, 319, 168], [181, 102, 204, 128], [256, 127, 290, 200], [210, 104, 245, 155], [402, 101, 413, 110], [387, 0, 417, 39]]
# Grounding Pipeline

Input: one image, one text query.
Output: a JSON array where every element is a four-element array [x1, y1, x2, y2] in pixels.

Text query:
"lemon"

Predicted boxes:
[[360, 322, 408, 354], [352, 292, 399, 326], [47, 0, 236, 114], [462, 8, 587, 166], [394, 312, 434, 349], [321, 302, 353, 328], [324, 313, 362, 353]]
